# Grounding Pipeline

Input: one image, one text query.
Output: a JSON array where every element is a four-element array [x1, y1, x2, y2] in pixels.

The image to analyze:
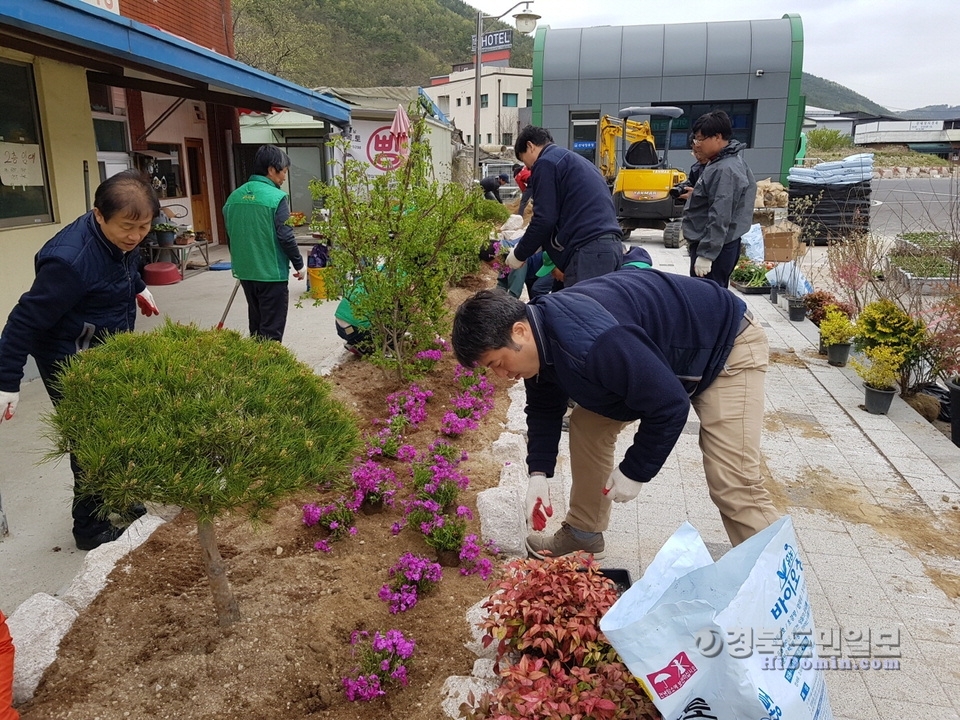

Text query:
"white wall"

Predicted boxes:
[[431, 67, 532, 147]]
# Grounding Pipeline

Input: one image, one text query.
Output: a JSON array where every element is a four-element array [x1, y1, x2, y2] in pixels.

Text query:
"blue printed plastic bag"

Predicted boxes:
[[600, 516, 834, 720]]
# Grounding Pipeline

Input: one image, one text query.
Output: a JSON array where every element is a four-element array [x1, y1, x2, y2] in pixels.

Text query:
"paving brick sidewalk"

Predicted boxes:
[[503, 235, 960, 719]]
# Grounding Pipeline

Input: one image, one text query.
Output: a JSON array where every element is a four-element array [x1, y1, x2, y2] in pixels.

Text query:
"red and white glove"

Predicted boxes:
[[0, 391, 19, 422], [602, 467, 643, 503], [525, 473, 554, 531], [136, 288, 159, 317]]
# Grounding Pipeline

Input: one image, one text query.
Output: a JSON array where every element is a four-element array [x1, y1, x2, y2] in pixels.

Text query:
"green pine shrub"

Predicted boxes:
[[45, 320, 360, 625]]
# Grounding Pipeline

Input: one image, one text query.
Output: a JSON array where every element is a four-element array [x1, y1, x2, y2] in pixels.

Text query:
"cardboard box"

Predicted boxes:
[[763, 221, 805, 262]]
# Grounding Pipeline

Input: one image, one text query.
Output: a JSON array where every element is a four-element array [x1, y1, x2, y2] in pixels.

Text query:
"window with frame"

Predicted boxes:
[[134, 143, 185, 199], [456, 98, 462, 107], [502, 93, 518, 108], [501, 132, 513, 146], [480, 94, 488, 109], [652, 101, 756, 150], [466, 96, 472, 106], [0, 59, 53, 228]]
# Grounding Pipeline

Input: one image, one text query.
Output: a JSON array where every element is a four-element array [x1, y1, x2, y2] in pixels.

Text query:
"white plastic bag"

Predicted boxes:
[[600, 516, 833, 720], [766, 261, 813, 296], [742, 223, 765, 263]]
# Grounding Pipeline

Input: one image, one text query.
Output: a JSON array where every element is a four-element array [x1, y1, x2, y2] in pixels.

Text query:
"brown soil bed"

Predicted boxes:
[[19, 271, 512, 720]]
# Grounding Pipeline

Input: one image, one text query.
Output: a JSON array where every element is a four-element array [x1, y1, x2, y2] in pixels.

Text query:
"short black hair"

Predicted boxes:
[[692, 110, 733, 141], [512, 163, 523, 175], [253, 145, 291, 176], [514, 125, 554, 158], [94, 169, 159, 222], [452, 288, 528, 368]]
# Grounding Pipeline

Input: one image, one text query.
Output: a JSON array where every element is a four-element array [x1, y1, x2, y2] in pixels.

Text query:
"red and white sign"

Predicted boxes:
[[366, 125, 404, 171], [646, 651, 697, 699]]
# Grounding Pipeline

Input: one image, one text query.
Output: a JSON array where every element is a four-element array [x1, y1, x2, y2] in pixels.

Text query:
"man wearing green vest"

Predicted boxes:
[[223, 146, 305, 342]]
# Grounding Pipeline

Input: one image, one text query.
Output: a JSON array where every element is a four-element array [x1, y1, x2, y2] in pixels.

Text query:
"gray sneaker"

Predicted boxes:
[[525, 522, 605, 560]]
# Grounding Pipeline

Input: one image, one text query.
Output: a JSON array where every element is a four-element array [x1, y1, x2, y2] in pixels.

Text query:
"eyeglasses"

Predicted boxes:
[[691, 137, 704, 146]]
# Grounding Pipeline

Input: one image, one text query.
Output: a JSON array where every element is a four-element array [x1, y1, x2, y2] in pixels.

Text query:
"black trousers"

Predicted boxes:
[[38, 361, 112, 539], [688, 238, 742, 289], [240, 280, 289, 342]]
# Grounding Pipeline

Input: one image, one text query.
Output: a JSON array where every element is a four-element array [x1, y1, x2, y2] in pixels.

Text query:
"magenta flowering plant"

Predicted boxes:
[[365, 414, 408, 458], [422, 505, 473, 553], [440, 410, 478, 437], [302, 498, 357, 552], [342, 629, 416, 702], [349, 459, 399, 508], [386, 383, 433, 428], [377, 552, 443, 614], [458, 534, 499, 581], [410, 454, 470, 509], [428, 437, 466, 465], [441, 366, 496, 437]]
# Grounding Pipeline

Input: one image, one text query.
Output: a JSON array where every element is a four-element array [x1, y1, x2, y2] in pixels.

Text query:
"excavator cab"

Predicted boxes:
[[598, 106, 688, 247]]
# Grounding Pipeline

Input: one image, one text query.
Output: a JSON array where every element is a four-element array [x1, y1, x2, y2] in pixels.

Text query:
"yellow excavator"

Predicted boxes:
[[598, 106, 687, 247]]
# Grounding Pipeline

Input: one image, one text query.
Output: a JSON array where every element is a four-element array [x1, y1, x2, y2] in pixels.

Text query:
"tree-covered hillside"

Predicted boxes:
[[800, 72, 892, 116], [233, 0, 892, 118], [232, 0, 532, 88]]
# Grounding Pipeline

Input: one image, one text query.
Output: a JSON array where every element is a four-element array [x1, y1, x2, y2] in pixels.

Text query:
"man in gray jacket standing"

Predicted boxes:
[[681, 111, 756, 288]]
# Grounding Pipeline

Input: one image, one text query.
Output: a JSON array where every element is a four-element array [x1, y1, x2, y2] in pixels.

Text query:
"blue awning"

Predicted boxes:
[[0, 0, 351, 124]]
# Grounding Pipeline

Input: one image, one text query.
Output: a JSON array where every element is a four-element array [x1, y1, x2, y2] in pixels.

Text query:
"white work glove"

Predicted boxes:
[[0, 391, 19, 422], [694, 256, 713, 277], [293, 268, 305, 281], [505, 248, 525, 270], [525, 473, 554, 531], [135, 288, 159, 317], [602, 467, 643, 503]]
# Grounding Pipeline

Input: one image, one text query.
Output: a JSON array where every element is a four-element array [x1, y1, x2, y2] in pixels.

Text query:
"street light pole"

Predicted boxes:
[[472, 1, 540, 181]]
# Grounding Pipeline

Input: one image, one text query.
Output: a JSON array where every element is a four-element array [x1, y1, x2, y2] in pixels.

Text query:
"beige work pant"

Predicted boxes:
[[566, 314, 780, 546]]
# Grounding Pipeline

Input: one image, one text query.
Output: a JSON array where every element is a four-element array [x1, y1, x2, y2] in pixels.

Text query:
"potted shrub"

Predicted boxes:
[[854, 298, 926, 394], [152, 222, 179, 246], [818, 305, 856, 367], [850, 345, 903, 415]]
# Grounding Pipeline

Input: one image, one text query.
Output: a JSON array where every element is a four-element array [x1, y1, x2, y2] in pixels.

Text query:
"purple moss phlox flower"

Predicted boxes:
[[440, 411, 477, 437], [390, 521, 405, 535], [314, 539, 331, 553], [342, 629, 415, 702], [302, 503, 323, 527], [455, 505, 473, 520], [351, 460, 398, 506], [415, 348, 443, 362], [396, 444, 417, 462]]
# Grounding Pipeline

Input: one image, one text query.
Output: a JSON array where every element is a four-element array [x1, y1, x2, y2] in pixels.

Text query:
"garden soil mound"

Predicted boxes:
[[19, 273, 514, 720]]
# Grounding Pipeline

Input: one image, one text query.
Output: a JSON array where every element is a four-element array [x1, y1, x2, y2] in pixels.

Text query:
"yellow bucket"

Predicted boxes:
[[307, 267, 332, 300]]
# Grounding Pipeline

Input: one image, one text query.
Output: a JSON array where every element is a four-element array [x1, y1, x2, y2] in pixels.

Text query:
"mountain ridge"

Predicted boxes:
[[232, 0, 947, 121]]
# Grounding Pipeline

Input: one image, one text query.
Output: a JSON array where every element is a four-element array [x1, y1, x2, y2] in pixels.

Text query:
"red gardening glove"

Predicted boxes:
[[525, 474, 553, 531], [136, 288, 159, 317]]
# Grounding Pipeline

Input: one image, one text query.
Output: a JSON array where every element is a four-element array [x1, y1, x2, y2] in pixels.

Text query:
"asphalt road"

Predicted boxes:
[[870, 176, 957, 237]]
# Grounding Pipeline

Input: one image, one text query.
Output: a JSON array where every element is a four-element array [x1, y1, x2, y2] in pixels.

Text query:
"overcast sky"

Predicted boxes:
[[471, 1, 955, 112]]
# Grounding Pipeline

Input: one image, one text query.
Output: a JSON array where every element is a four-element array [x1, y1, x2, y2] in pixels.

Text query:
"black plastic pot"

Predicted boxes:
[[826, 343, 851, 367], [863, 383, 896, 415], [787, 298, 806, 322]]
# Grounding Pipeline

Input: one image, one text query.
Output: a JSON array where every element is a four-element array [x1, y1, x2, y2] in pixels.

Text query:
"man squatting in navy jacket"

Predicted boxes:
[[504, 125, 623, 287], [452, 270, 780, 558]]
